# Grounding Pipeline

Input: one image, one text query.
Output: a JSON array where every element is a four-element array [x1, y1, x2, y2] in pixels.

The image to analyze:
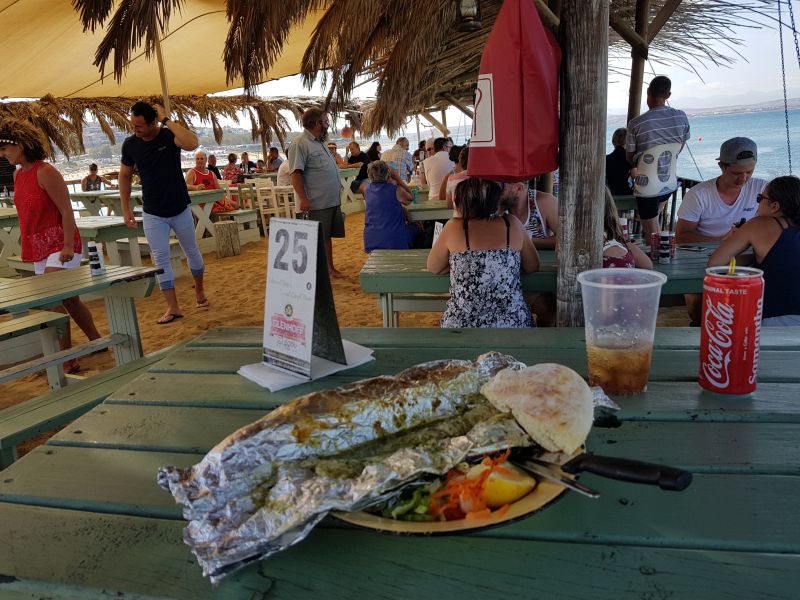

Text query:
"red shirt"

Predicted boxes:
[[14, 161, 81, 262], [190, 168, 217, 190]]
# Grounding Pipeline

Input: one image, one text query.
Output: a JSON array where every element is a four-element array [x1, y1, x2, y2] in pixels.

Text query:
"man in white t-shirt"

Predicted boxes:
[[420, 137, 454, 201], [676, 137, 767, 325], [676, 137, 767, 243]]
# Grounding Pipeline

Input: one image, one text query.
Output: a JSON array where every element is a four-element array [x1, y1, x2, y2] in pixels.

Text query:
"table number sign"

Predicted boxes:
[[262, 217, 346, 378]]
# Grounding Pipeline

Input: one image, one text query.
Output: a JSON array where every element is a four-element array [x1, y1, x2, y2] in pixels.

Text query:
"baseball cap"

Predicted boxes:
[[717, 137, 757, 165]]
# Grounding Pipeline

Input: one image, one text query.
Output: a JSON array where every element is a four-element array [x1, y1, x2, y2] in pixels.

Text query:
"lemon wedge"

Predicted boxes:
[[467, 462, 537, 509]]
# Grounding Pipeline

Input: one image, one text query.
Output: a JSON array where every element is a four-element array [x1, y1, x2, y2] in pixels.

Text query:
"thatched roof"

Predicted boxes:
[[0, 95, 365, 159], [300, 0, 777, 134], [75, 1, 775, 136]]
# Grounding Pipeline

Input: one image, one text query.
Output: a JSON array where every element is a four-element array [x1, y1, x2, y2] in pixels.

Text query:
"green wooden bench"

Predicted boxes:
[[0, 311, 69, 389], [361, 248, 714, 326], [6, 255, 89, 276], [211, 209, 261, 245], [113, 237, 184, 277], [0, 344, 178, 469]]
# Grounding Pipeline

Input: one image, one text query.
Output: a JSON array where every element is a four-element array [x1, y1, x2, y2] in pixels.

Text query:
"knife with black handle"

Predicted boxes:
[[560, 454, 693, 491]]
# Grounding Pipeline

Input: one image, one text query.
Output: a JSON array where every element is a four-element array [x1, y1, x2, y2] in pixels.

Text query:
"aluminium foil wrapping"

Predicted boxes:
[[158, 352, 530, 582]]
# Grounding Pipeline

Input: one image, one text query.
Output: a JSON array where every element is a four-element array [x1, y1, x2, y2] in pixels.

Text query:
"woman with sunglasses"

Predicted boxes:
[[709, 175, 800, 326]]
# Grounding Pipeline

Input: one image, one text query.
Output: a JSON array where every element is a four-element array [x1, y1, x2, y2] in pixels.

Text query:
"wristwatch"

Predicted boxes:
[[161, 117, 170, 127]]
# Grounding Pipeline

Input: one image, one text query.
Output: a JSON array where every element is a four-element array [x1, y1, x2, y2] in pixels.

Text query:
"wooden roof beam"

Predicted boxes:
[[420, 111, 450, 136], [609, 13, 648, 58], [648, 0, 683, 44], [533, 0, 560, 34], [443, 94, 474, 119]]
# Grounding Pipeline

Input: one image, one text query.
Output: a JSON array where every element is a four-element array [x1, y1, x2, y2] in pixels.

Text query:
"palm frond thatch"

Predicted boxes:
[[0, 95, 366, 158]]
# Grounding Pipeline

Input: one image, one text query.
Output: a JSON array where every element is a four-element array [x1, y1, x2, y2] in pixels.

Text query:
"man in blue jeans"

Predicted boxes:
[[119, 101, 209, 324]]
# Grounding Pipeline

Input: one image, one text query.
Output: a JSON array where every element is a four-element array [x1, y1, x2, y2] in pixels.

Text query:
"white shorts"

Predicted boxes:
[[33, 250, 83, 275]]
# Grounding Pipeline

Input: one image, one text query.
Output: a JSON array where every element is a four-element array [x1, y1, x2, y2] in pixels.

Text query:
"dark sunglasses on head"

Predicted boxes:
[[736, 150, 755, 160], [756, 193, 770, 203]]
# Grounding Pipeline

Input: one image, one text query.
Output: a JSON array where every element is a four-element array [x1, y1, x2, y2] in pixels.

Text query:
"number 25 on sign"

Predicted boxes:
[[262, 218, 345, 379]]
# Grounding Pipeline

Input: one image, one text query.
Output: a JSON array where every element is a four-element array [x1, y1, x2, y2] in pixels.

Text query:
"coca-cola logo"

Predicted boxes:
[[701, 297, 734, 389]]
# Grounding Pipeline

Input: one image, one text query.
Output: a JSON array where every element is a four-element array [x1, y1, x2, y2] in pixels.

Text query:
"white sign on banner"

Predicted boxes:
[[470, 73, 496, 147], [263, 218, 319, 378]]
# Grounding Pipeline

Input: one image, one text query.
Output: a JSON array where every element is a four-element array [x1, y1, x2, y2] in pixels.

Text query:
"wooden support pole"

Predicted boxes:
[[626, 0, 650, 123], [556, 0, 609, 327]]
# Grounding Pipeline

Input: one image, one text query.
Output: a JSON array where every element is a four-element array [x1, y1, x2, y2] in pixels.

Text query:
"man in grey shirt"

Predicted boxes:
[[288, 107, 345, 278], [626, 75, 690, 238]]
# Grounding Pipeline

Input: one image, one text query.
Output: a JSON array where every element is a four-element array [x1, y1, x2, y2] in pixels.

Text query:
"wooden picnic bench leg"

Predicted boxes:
[[39, 325, 67, 390], [104, 296, 143, 365], [0, 446, 17, 470]]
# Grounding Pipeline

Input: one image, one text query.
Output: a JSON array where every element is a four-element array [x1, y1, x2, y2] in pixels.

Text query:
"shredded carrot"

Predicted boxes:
[[427, 450, 516, 521]]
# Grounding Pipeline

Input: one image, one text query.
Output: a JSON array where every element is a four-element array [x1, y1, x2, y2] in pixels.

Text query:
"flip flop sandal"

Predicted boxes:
[[157, 313, 184, 325], [64, 361, 82, 375], [196, 298, 210, 308]]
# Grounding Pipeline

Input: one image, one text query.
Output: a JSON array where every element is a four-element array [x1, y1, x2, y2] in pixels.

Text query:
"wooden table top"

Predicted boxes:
[[360, 247, 715, 295], [0, 264, 161, 313], [0, 327, 798, 598], [0, 206, 19, 226]]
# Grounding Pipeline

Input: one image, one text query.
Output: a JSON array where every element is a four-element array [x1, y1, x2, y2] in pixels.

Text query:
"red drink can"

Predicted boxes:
[[649, 233, 660, 260], [699, 266, 764, 394]]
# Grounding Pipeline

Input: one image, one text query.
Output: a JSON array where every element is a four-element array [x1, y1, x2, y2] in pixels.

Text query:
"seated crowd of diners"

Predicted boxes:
[[360, 131, 799, 330]]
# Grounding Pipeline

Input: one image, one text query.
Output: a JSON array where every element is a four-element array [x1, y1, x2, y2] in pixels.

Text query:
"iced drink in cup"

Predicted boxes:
[[577, 268, 667, 395]]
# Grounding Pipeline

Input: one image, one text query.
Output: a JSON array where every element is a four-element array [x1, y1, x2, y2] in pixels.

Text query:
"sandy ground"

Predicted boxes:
[[1, 211, 689, 454]]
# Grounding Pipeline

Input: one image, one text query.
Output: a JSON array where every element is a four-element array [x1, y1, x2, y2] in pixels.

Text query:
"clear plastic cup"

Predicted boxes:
[[577, 268, 667, 395]]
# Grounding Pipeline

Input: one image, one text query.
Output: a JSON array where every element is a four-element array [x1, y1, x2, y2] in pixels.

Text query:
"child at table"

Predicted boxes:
[[427, 178, 539, 328], [0, 118, 102, 373], [603, 187, 652, 269]]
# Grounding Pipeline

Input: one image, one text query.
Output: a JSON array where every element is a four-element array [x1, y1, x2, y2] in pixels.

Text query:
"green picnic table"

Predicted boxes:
[[0, 326, 797, 599], [0, 207, 20, 276], [0, 265, 161, 366], [75, 216, 145, 266], [360, 247, 714, 327], [407, 199, 452, 221]]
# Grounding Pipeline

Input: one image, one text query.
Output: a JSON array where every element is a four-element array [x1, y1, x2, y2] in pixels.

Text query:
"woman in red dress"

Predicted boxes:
[[185, 150, 237, 213], [0, 118, 101, 373]]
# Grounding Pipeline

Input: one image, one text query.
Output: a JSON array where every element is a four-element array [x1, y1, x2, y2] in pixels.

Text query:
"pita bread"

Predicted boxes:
[[480, 363, 593, 454]]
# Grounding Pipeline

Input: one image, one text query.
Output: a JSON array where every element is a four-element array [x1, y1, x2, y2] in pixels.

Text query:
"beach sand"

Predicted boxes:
[[0, 211, 689, 455]]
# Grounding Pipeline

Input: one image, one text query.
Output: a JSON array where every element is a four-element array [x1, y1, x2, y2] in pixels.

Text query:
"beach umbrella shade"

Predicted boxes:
[[0, 0, 324, 99]]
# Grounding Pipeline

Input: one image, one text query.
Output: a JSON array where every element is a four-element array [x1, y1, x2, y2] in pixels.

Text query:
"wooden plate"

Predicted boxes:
[[331, 449, 578, 535]]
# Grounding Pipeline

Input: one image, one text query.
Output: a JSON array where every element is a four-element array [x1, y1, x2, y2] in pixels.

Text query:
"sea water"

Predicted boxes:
[[607, 107, 800, 181]]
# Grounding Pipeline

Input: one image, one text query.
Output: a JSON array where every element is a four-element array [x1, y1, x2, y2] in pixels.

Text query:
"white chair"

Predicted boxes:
[[633, 142, 683, 198], [272, 186, 297, 218], [256, 186, 283, 233]]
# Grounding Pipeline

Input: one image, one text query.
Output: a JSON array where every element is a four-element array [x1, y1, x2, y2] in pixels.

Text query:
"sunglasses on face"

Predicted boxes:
[[756, 193, 770, 203]]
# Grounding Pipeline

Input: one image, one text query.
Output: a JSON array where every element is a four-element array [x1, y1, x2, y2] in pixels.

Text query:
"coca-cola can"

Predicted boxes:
[[699, 266, 764, 395]]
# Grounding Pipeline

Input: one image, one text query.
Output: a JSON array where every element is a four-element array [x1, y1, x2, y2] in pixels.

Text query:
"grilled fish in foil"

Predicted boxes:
[[158, 352, 537, 582]]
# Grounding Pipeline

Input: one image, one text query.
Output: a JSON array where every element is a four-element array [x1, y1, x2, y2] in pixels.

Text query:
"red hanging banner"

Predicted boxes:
[[467, 0, 561, 181]]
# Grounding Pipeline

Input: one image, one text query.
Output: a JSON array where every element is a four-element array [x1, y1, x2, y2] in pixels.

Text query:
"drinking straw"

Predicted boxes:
[[727, 257, 736, 276]]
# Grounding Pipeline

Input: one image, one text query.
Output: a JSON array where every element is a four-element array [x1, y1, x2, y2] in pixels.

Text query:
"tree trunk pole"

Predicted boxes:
[[556, 0, 609, 327], [626, 0, 650, 123]]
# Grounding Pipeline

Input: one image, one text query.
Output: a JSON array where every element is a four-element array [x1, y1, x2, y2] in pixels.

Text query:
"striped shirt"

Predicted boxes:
[[625, 106, 690, 163]]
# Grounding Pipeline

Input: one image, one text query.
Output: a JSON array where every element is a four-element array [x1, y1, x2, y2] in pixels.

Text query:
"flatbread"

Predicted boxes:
[[480, 363, 593, 454]]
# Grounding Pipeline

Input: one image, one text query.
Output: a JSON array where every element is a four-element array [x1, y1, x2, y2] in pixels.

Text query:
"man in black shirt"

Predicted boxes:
[[207, 154, 222, 179], [119, 101, 209, 325], [239, 152, 256, 174], [347, 141, 369, 193], [606, 127, 633, 196]]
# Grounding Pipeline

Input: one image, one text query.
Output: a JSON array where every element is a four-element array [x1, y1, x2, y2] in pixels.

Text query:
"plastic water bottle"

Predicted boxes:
[[87, 241, 106, 276]]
